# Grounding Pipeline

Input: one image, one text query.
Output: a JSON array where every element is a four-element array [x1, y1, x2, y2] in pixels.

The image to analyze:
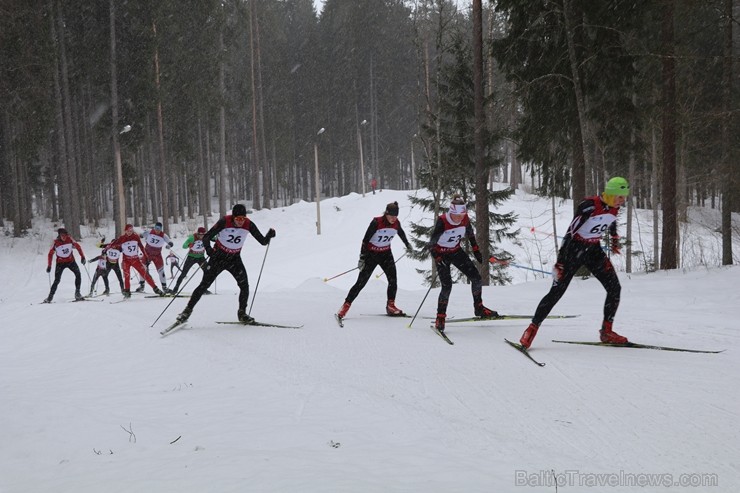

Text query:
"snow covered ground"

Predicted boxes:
[[1, 188, 738, 493]]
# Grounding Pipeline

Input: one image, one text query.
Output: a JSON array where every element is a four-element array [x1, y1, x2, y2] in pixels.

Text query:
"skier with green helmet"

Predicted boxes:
[[519, 177, 630, 349]]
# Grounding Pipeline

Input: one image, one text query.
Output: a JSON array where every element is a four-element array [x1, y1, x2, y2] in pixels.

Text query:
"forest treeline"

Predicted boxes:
[[0, 0, 737, 270]]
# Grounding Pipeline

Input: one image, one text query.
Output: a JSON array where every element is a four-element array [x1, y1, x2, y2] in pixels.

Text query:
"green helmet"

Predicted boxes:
[[604, 176, 630, 196]]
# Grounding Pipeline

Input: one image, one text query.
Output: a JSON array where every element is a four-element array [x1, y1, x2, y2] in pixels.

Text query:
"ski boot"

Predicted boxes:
[[102, 289, 110, 296], [122, 289, 131, 299], [176, 307, 192, 323], [434, 313, 446, 332], [474, 303, 499, 318], [153, 287, 165, 297], [237, 309, 254, 324], [600, 321, 628, 344], [42, 297, 52, 304], [337, 301, 351, 320], [75, 290, 84, 301], [386, 299, 404, 316], [135, 283, 145, 293], [520, 323, 539, 349]]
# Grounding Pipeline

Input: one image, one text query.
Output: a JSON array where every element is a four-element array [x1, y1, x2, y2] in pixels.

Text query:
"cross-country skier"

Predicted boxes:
[[106, 224, 164, 298], [175, 204, 275, 323], [43, 228, 86, 302], [170, 226, 209, 294], [166, 250, 180, 278], [336, 201, 413, 322], [135, 222, 173, 293], [88, 249, 110, 296], [428, 195, 498, 332], [519, 177, 630, 349]]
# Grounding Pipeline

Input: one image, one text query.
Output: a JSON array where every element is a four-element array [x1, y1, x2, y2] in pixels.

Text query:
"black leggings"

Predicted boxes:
[[106, 263, 124, 289], [173, 256, 206, 291], [532, 242, 620, 326], [345, 250, 398, 303], [49, 262, 81, 298], [186, 251, 249, 312], [435, 249, 482, 315]]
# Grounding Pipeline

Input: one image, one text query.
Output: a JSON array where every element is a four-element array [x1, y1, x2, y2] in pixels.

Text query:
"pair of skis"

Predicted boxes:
[[160, 319, 303, 337], [505, 339, 725, 367], [429, 313, 580, 347], [334, 312, 416, 328]]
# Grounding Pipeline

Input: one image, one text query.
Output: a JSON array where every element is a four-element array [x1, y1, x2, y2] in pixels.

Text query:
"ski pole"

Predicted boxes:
[[248, 243, 271, 317], [489, 256, 552, 275], [407, 273, 436, 329], [323, 266, 358, 282], [375, 251, 408, 279], [150, 263, 203, 328], [82, 261, 92, 283]]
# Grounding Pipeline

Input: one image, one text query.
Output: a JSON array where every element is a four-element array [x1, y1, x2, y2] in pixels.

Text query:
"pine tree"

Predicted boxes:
[[408, 30, 517, 285]]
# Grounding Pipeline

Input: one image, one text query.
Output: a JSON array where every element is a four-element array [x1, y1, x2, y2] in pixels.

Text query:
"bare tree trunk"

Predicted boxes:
[[152, 21, 170, 232], [626, 109, 636, 273], [651, 123, 660, 270], [721, 0, 733, 265], [562, 0, 588, 209], [472, 0, 490, 285], [197, 116, 209, 228], [660, 0, 678, 270], [50, 1, 72, 233], [254, 1, 270, 209], [218, 32, 227, 217], [56, 0, 81, 237], [248, 2, 261, 210], [146, 114, 158, 223]]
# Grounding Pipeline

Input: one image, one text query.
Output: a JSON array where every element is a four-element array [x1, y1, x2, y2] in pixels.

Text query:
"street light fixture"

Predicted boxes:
[[314, 127, 325, 235]]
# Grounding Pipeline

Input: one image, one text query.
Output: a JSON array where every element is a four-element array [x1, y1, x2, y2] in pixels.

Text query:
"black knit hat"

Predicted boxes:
[[232, 204, 247, 217], [385, 202, 399, 216], [57, 228, 68, 236]]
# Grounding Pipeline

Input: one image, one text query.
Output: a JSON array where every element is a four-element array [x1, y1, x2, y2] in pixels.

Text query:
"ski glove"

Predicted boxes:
[[552, 262, 564, 281], [357, 254, 366, 271], [265, 228, 276, 242], [610, 235, 621, 255], [81, 257, 86, 265], [167, 242, 174, 249], [46, 266, 51, 273]]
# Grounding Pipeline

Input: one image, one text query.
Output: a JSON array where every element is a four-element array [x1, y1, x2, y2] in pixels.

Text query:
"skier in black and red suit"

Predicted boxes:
[[335, 201, 412, 322], [44, 228, 86, 302], [175, 204, 275, 324], [428, 195, 498, 332], [519, 176, 630, 349]]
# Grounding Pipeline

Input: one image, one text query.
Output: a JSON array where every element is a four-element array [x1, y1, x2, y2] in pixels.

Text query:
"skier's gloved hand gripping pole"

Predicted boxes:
[[150, 262, 204, 328]]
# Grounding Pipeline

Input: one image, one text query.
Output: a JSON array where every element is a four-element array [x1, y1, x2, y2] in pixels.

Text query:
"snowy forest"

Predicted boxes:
[[1, 0, 738, 270]]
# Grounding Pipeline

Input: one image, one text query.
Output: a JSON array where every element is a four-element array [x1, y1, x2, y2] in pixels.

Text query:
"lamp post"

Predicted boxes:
[[357, 119, 368, 197], [314, 127, 325, 235]]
